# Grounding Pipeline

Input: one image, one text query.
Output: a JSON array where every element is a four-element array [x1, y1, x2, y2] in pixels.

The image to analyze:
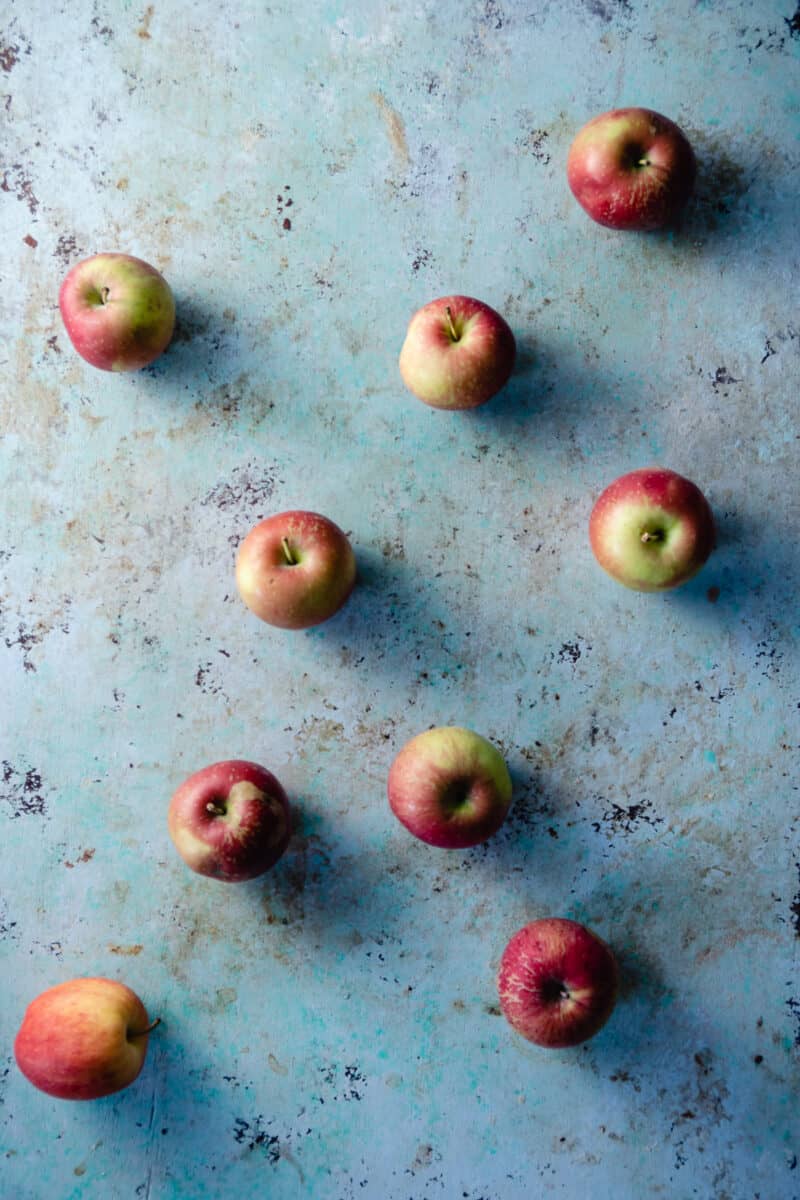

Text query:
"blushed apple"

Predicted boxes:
[[589, 466, 715, 591], [168, 759, 291, 882], [399, 295, 516, 410], [14, 977, 159, 1100], [236, 510, 356, 630], [567, 107, 696, 231], [59, 253, 175, 370], [498, 918, 619, 1048], [387, 726, 512, 849]]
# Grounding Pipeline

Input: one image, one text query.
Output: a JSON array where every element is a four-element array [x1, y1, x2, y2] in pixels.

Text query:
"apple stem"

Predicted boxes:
[[637, 157, 650, 168], [100, 287, 110, 305], [445, 306, 459, 342], [640, 531, 663, 543], [131, 1017, 161, 1038], [281, 536, 296, 565], [206, 801, 226, 816]]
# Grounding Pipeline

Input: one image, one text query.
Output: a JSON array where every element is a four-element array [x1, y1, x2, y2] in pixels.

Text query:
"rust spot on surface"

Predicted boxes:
[[64, 848, 95, 868], [116, 177, 129, 190], [108, 943, 144, 956], [23, 233, 37, 247]]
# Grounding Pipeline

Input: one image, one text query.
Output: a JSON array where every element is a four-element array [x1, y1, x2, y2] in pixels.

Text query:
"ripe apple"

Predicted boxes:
[[497, 918, 619, 1048], [236, 510, 356, 630], [387, 726, 512, 849], [567, 107, 696, 231], [589, 466, 715, 591], [398, 295, 516, 410], [14, 977, 159, 1100], [168, 759, 291, 882], [59, 253, 175, 371]]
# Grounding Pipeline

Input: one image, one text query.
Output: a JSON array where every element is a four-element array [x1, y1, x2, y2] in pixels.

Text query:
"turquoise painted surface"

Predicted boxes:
[[1, 1, 799, 1197]]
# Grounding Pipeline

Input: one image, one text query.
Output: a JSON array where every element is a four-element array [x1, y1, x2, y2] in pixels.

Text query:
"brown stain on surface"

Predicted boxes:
[[108, 943, 144, 956], [138, 5, 155, 38], [371, 92, 409, 169]]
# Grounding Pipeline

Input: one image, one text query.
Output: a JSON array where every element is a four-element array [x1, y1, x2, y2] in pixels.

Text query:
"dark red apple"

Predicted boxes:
[[567, 107, 696, 231], [168, 759, 291, 882], [498, 918, 619, 1048]]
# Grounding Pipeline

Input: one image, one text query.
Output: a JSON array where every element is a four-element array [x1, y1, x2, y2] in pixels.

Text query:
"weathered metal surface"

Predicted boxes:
[[1, 1, 798, 1197]]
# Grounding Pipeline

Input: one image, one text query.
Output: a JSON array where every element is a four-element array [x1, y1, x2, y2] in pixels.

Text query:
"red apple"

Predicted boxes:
[[398, 295, 516, 410], [236, 510, 356, 630], [387, 726, 512, 849], [168, 759, 291, 882], [59, 253, 175, 371], [589, 466, 715, 591], [498, 918, 619, 1048], [567, 107, 696, 231], [14, 977, 159, 1100]]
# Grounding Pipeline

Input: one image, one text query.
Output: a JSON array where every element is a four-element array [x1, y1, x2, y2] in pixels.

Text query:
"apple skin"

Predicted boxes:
[[498, 918, 619, 1048], [236, 510, 356, 630], [589, 467, 715, 592], [399, 295, 516, 410], [14, 977, 158, 1100], [168, 759, 291, 882], [567, 107, 696, 231], [387, 726, 512, 849], [58, 253, 175, 371]]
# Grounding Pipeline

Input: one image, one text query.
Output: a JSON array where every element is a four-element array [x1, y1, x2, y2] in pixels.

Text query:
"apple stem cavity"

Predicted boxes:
[[640, 530, 663, 543], [445, 306, 460, 342], [281, 536, 297, 566]]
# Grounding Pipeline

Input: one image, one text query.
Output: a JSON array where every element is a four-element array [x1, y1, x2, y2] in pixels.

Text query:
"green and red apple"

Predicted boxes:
[[399, 295, 516, 410], [59, 253, 175, 371], [387, 726, 512, 849], [589, 467, 715, 591], [14, 977, 159, 1100], [236, 510, 356, 630]]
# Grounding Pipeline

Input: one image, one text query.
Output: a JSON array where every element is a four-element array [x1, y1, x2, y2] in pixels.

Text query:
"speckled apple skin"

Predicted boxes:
[[498, 918, 619, 1048]]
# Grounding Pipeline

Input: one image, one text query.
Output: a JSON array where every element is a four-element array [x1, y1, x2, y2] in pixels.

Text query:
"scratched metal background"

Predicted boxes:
[[1, 1, 798, 1197]]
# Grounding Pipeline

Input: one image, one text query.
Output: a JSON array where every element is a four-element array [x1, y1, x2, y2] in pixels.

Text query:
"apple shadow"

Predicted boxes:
[[309, 543, 481, 693], [247, 793, 410, 956], [661, 504, 800, 659], [138, 292, 246, 391]]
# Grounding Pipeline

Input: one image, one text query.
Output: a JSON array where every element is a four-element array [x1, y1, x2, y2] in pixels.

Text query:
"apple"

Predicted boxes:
[[497, 918, 619, 1048], [387, 726, 512, 849], [236, 510, 356, 630], [567, 107, 696, 231], [168, 759, 291, 882], [398, 295, 516, 410], [59, 253, 175, 371], [14, 977, 159, 1100], [589, 466, 715, 591]]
